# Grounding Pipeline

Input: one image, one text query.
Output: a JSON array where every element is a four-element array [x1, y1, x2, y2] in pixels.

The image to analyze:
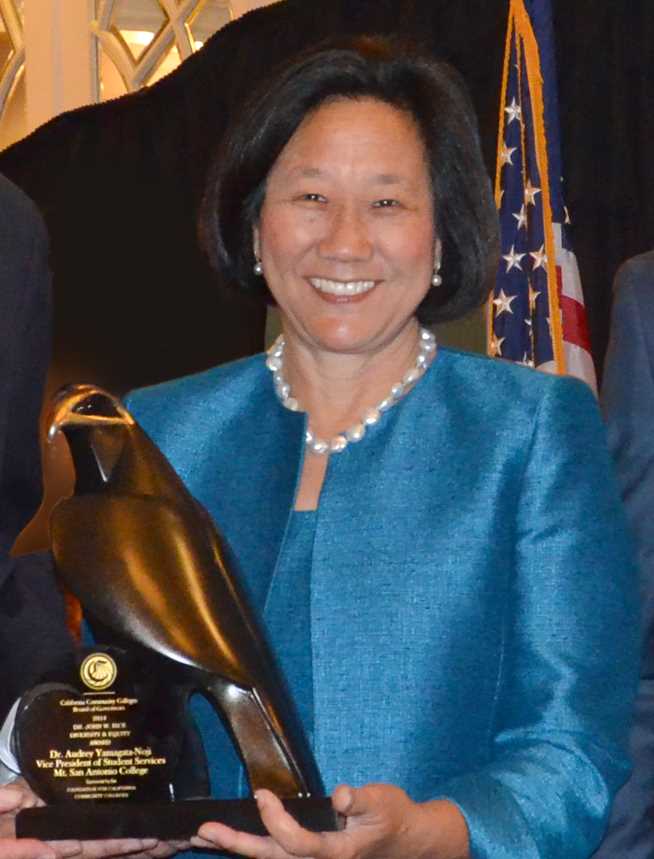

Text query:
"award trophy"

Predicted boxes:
[[15, 384, 337, 840]]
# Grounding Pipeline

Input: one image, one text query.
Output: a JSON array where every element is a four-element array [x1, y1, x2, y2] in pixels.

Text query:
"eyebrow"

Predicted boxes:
[[289, 167, 411, 186]]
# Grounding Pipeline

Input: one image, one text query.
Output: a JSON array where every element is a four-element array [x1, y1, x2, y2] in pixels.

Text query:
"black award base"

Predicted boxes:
[[16, 797, 340, 841]]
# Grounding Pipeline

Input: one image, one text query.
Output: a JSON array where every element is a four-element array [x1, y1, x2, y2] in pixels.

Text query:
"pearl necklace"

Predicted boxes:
[[266, 327, 437, 455]]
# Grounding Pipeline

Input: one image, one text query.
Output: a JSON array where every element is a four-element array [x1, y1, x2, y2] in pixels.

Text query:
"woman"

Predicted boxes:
[[125, 38, 638, 859]]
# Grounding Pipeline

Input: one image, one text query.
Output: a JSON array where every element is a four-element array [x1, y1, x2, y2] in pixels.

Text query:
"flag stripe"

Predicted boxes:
[[557, 280, 592, 351]]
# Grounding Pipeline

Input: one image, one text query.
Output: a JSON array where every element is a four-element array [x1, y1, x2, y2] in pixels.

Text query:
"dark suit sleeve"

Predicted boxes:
[[0, 176, 73, 722], [595, 256, 654, 857], [0, 176, 51, 562]]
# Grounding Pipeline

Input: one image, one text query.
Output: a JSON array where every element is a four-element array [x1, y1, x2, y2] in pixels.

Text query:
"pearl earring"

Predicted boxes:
[[253, 260, 263, 276], [431, 267, 442, 287]]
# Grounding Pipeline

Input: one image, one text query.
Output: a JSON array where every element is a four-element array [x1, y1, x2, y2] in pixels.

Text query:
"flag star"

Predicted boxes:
[[521, 353, 535, 368], [524, 317, 532, 328], [504, 97, 522, 124], [493, 289, 517, 316], [499, 142, 517, 166], [502, 244, 526, 272], [528, 284, 541, 311], [524, 180, 541, 206], [512, 205, 528, 229], [564, 205, 572, 225], [489, 333, 505, 357], [530, 244, 548, 270]]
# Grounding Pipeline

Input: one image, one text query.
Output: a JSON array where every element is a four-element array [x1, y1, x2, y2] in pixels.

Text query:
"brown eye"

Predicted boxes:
[[373, 198, 400, 208]]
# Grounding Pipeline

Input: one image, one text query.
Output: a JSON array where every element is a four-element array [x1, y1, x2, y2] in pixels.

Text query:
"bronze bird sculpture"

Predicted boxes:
[[46, 383, 323, 801]]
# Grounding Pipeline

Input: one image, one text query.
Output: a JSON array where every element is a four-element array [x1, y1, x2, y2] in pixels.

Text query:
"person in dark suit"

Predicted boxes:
[[596, 250, 654, 857], [0, 173, 73, 723]]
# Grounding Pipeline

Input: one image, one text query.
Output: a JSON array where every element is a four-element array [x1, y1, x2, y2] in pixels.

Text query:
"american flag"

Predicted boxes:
[[487, 0, 597, 392]]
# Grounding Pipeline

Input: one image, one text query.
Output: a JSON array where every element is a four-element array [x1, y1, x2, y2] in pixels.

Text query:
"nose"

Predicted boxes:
[[317, 203, 373, 262]]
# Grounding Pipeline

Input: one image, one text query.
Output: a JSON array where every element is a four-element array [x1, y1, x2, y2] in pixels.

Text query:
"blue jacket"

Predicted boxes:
[[127, 346, 638, 859]]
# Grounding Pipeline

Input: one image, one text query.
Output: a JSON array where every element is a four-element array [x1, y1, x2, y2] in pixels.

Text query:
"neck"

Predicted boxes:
[[281, 321, 423, 439], [267, 322, 436, 456]]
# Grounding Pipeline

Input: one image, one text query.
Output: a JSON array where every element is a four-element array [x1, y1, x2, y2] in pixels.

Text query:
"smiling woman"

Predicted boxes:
[[123, 36, 638, 859], [252, 97, 437, 502]]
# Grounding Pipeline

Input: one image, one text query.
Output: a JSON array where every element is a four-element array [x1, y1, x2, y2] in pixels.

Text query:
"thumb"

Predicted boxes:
[[332, 784, 376, 818], [0, 787, 23, 813]]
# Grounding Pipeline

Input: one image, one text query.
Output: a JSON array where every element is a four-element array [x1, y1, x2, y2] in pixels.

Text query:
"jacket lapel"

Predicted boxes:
[[193, 361, 306, 615]]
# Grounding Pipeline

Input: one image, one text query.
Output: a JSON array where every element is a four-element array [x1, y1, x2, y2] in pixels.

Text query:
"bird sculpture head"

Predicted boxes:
[[46, 384, 133, 493]]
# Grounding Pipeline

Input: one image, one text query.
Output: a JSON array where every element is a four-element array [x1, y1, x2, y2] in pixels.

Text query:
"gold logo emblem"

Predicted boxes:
[[80, 653, 117, 691]]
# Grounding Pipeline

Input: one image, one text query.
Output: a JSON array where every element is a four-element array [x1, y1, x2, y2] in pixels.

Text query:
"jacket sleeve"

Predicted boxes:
[[594, 260, 654, 856], [0, 179, 51, 567], [438, 375, 639, 859]]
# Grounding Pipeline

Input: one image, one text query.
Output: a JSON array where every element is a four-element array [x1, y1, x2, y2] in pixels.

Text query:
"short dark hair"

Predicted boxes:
[[200, 36, 499, 324]]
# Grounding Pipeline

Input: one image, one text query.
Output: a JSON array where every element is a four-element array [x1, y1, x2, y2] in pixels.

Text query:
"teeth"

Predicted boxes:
[[310, 278, 375, 296]]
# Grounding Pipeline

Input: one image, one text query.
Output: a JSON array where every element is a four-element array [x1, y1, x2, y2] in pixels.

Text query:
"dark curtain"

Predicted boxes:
[[0, 0, 650, 392], [553, 0, 654, 377]]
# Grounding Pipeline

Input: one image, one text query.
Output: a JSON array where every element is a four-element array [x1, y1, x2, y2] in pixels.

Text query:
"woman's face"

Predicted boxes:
[[254, 97, 438, 359]]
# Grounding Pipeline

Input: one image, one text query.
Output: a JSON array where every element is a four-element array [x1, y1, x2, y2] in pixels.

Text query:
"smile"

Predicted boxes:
[[309, 278, 376, 296]]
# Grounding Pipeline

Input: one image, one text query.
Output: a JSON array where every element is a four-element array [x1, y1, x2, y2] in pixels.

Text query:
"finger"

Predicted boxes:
[[331, 784, 386, 821], [0, 838, 59, 859], [189, 835, 215, 850], [195, 820, 289, 859], [18, 793, 41, 810], [331, 785, 356, 817], [150, 841, 189, 857], [76, 838, 158, 858], [129, 840, 190, 859], [0, 817, 16, 840], [255, 791, 330, 858], [50, 841, 82, 857], [0, 782, 42, 812], [0, 786, 25, 813]]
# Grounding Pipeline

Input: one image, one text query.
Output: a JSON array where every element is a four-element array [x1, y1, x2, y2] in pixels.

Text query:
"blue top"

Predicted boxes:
[[180, 511, 317, 859], [265, 511, 316, 742], [127, 347, 639, 859]]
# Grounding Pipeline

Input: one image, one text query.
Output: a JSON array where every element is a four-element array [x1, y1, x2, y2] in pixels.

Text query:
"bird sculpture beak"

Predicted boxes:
[[47, 411, 125, 442], [46, 384, 132, 443]]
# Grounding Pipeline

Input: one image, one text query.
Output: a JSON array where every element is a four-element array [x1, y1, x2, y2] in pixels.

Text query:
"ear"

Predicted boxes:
[[253, 225, 261, 260]]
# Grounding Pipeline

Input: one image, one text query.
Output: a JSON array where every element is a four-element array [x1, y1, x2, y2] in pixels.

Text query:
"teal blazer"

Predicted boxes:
[[126, 347, 638, 859]]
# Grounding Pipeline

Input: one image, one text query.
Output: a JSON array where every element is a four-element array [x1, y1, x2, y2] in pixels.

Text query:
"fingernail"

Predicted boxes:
[[255, 791, 265, 808]]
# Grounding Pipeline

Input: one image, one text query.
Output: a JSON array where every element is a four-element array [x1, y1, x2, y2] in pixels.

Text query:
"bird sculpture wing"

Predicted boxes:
[[51, 493, 277, 692]]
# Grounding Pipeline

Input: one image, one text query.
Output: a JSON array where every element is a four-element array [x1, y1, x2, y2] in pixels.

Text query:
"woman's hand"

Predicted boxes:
[[0, 781, 73, 858], [0, 781, 187, 859], [191, 784, 470, 859]]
